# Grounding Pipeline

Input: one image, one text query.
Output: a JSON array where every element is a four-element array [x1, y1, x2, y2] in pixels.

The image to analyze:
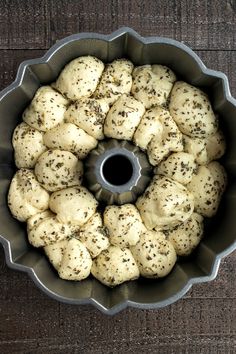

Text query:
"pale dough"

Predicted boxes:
[[91, 246, 139, 287], [54, 56, 104, 100], [23, 86, 68, 132], [8, 169, 49, 222], [34, 149, 83, 192]]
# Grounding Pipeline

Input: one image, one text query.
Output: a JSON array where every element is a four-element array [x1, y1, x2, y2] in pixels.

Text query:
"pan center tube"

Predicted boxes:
[[84, 139, 153, 205]]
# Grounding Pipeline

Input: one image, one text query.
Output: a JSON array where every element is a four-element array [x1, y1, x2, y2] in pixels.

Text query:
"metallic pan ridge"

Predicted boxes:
[[0, 27, 236, 315]]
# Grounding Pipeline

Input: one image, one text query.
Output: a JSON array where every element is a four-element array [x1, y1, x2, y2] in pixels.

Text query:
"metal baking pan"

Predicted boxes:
[[0, 27, 236, 315]]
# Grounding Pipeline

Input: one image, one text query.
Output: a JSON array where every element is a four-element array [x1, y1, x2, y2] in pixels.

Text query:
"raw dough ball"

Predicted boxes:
[[44, 240, 68, 271], [94, 59, 134, 105], [65, 98, 109, 140], [205, 130, 226, 162], [131, 65, 176, 108], [187, 162, 227, 217], [54, 56, 104, 100], [131, 230, 177, 278], [49, 186, 98, 226], [156, 152, 196, 185], [104, 94, 145, 140], [43, 123, 97, 159], [163, 213, 204, 256], [133, 107, 163, 150], [58, 238, 92, 281], [8, 169, 49, 222], [136, 175, 194, 230], [79, 212, 110, 258], [144, 106, 183, 165], [183, 130, 226, 165], [183, 134, 207, 165], [91, 246, 139, 287], [27, 210, 77, 247], [23, 86, 68, 132], [104, 204, 146, 247], [34, 149, 83, 192], [12, 122, 47, 168], [169, 81, 218, 138]]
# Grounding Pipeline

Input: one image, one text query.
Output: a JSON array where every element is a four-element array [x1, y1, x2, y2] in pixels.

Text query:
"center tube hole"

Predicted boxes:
[[102, 154, 134, 186]]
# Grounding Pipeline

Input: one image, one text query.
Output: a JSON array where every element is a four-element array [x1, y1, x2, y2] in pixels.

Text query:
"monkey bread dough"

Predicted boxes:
[[54, 56, 104, 101], [8, 55, 227, 287], [136, 175, 194, 230], [58, 238, 92, 281], [104, 94, 145, 140], [91, 246, 139, 287], [12, 122, 47, 168], [163, 212, 204, 256], [43, 123, 97, 159], [187, 162, 227, 217], [49, 186, 98, 226], [169, 81, 218, 138], [65, 98, 109, 140], [34, 149, 83, 192], [27, 210, 77, 247], [157, 152, 196, 185], [131, 230, 177, 278], [78, 212, 110, 258], [23, 86, 68, 132], [94, 59, 134, 106], [132, 65, 176, 108], [8, 169, 49, 222], [104, 204, 146, 248]]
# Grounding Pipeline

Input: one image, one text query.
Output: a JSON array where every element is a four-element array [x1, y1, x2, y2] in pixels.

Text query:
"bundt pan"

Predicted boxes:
[[0, 27, 236, 315]]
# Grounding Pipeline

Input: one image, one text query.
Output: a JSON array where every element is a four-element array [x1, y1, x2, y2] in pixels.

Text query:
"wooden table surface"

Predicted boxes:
[[0, 1, 236, 353]]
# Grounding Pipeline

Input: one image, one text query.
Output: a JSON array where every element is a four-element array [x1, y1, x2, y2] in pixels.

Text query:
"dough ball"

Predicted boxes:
[[131, 230, 177, 278], [183, 130, 226, 165], [79, 212, 110, 258], [205, 130, 226, 162], [54, 56, 104, 100], [34, 149, 83, 192], [169, 81, 218, 138], [44, 240, 68, 271], [187, 162, 227, 217], [136, 175, 194, 230], [156, 152, 196, 185], [183, 134, 208, 165], [104, 204, 146, 248], [27, 211, 77, 247], [163, 213, 204, 256], [23, 86, 68, 132], [27, 210, 52, 231], [94, 59, 134, 106], [12, 122, 47, 168], [145, 107, 183, 166], [65, 98, 109, 140], [131, 65, 176, 108], [49, 186, 98, 226], [8, 169, 49, 222], [133, 107, 163, 150], [43, 123, 97, 159], [58, 238, 92, 281], [104, 94, 145, 140], [91, 246, 139, 287]]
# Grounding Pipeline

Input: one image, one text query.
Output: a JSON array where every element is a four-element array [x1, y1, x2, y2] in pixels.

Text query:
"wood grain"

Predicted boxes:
[[0, 1, 236, 353], [0, 0, 236, 50]]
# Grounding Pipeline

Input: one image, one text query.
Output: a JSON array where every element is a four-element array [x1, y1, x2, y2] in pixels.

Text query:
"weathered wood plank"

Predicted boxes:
[[0, 0, 50, 49], [0, 1, 236, 50]]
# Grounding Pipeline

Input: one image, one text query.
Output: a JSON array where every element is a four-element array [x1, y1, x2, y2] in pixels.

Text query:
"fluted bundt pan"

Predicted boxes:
[[0, 27, 236, 315]]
